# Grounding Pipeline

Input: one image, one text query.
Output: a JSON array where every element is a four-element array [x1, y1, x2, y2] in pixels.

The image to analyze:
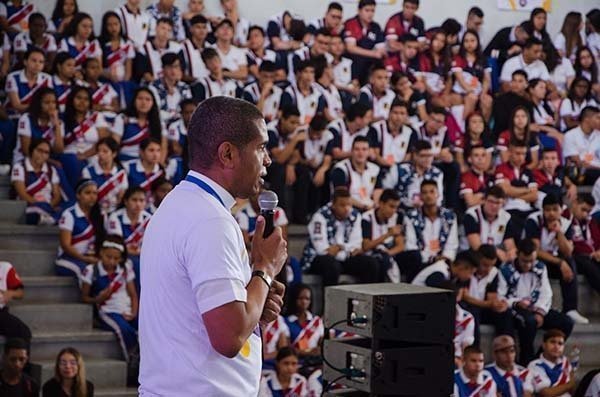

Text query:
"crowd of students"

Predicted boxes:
[[0, 0, 599, 395]]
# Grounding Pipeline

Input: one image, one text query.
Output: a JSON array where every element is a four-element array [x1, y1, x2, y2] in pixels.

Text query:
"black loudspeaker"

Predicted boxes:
[[324, 283, 454, 344], [323, 338, 453, 396]]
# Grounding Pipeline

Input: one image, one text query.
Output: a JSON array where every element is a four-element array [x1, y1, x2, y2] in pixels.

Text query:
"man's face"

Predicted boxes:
[[30, 17, 46, 37], [388, 106, 407, 127], [4, 349, 28, 375], [281, 115, 300, 135], [206, 57, 222, 74], [541, 152, 559, 174], [298, 67, 315, 85], [543, 204, 561, 223], [478, 256, 496, 277], [247, 29, 265, 50], [402, 1, 418, 20], [182, 104, 196, 126], [402, 40, 419, 60], [258, 70, 275, 87], [524, 44, 543, 63], [420, 183, 438, 206], [469, 147, 488, 171], [426, 112, 445, 134], [508, 146, 527, 167], [351, 142, 370, 164], [467, 14, 483, 32], [453, 263, 476, 282], [370, 69, 388, 91], [516, 251, 536, 272], [483, 195, 504, 219], [236, 120, 271, 198], [543, 336, 565, 361], [510, 75, 528, 93], [216, 24, 234, 42], [379, 199, 400, 220], [325, 8, 343, 30], [463, 353, 484, 376], [163, 61, 182, 81], [573, 201, 593, 221], [329, 36, 345, 56], [494, 345, 517, 369], [156, 22, 173, 41], [415, 149, 434, 169], [313, 33, 331, 56], [332, 196, 353, 219], [190, 22, 208, 41], [358, 5, 376, 23]]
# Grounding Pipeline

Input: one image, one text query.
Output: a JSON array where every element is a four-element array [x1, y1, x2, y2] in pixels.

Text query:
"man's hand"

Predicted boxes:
[[97, 287, 112, 303], [285, 165, 296, 186], [387, 225, 402, 237], [251, 216, 288, 278], [260, 280, 285, 327], [559, 260, 574, 282], [491, 299, 508, 313], [534, 313, 544, 328], [326, 245, 342, 256], [516, 299, 531, 310]]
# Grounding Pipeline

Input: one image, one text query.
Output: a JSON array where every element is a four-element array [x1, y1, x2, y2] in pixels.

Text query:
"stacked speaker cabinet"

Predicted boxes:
[[323, 283, 455, 397]]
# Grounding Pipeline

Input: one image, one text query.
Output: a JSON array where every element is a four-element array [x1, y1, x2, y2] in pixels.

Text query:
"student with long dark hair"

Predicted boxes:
[[258, 347, 308, 397], [42, 347, 94, 397], [528, 78, 563, 145], [13, 13, 57, 71], [418, 28, 452, 108], [558, 76, 598, 131], [284, 283, 324, 361], [51, 52, 77, 113], [496, 105, 540, 169], [574, 46, 599, 99], [528, 7, 554, 52], [5, 48, 52, 117], [59, 12, 102, 74], [49, 0, 79, 36], [554, 11, 584, 61]]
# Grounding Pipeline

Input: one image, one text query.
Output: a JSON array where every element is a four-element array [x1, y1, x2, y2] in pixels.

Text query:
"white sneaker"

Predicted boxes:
[[566, 310, 589, 324], [38, 213, 56, 226], [0, 164, 10, 175]]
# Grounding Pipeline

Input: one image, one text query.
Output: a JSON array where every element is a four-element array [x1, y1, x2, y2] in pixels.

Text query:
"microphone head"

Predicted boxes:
[[258, 190, 278, 211]]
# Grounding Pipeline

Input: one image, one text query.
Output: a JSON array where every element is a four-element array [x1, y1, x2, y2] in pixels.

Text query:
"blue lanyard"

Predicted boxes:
[[185, 173, 225, 208]]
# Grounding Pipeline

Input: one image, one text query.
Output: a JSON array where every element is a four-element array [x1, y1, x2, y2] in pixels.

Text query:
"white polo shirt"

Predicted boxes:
[[139, 171, 261, 397], [500, 54, 550, 82], [562, 127, 600, 168]]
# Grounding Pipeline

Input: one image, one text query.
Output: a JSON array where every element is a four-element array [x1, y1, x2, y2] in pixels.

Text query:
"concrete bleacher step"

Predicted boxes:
[[95, 388, 139, 397], [0, 175, 10, 199], [0, 223, 59, 249], [37, 358, 127, 388], [28, 330, 122, 361], [21, 276, 80, 303], [1, 249, 56, 276], [551, 276, 600, 316], [0, 199, 25, 222], [10, 303, 92, 333]]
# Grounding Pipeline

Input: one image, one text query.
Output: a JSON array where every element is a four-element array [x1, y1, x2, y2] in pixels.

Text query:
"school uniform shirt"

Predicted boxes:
[[404, 207, 459, 263], [63, 111, 108, 155], [212, 44, 248, 76], [550, 58, 576, 95], [459, 170, 495, 204], [468, 266, 500, 302], [463, 204, 516, 247], [139, 171, 261, 396], [59, 37, 102, 69], [81, 161, 128, 215], [451, 55, 491, 95], [52, 75, 72, 114], [327, 118, 370, 154], [285, 311, 324, 352], [13, 31, 57, 54], [148, 78, 192, 123], [212, 14, 250, 47], [384, 12, 425, 43], [411, 259, 451, 287], [57, 203, 96, 258], [532, 168, 566, 207], [368, 121, 417, 165], [266, 12, 293, 46], [307, 369, 323, 397], [0, 1, 35, 33], [330, 159, 381, 208], [524, 212, 573, 255], [124, 160, 165, 193], [146, 2, 185, 42], [261, 316, 290, 356], [454, 304, 475, 359], [454, 369, 498, 397], [358, 84, 396, 121], [181, 39, 208, 80], [532, 100, 556, 126], [245, 48, 279, 70], [559, 98, 599, 132], [11, 158, 59, 206], [13, 113, 63, 164], [500, 54, 550, 83], [258, 372, 309, 397], [113, 115, 167, 160], [332, 57, 354, 88], [496, 130, 540, 164], [361, 208, 403, 252], [315, 83, 343, 120], [192, 75, 239, 101], [562, 126, 600, 168], [485, 363, 530, 397], [343, 15, 385, 51], [295, 129, 333, 169], [280, 83, 326, 126], [235, 202, 288, 237], [86, 81, 120, 119], [139, 40, 184, 80], [382, 162, 444, 209], [242, 82, 282, 123], [4, 69, 52, 113], [166, 117, 187, 147], [415, 124, 450, 157], [0, 262, 24, 310], [495, 162, 537, 212], [571, 216, 600, 255], [526, 355, 572, 397], [588, 32, 600, 67], [107, 208, 152, 249], [102, 38, 136, 82], [115, 4, 151, 49], [497, 260, 552, 314], [81, 261, 135, 314]]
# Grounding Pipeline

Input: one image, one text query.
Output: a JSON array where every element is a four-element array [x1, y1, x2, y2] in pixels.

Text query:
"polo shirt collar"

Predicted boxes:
[[188, 170, 236, 210]]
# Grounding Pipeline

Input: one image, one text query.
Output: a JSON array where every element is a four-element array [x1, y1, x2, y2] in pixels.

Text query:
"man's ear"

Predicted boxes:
[[216, 141, 239, 169]]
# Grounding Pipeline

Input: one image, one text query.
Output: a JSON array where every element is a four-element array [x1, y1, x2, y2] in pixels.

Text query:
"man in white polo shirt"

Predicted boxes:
[[500, 37, 550, 91], [138, 97, 288, 396], [563, 105, 600, 185]]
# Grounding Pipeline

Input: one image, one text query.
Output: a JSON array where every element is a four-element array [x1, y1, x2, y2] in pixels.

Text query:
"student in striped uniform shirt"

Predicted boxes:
[[59, 13, 103, 74], [454, 346, 498, 397], [261, 315, 290, 370], [485, 335, 532, 397], [13, 13, 57, 71], [191, 48, 240, 102], [81, 58, 121, 123], [106, 186, 151, 292], [56, 179, 105, 279], [181, 14, 209, 82], [259, 347, 308, 397], [284, 284, 324, 366], [5, 48, 52, 118], [243, 61, 283, 123], [81, 137, 128, 216], [124, 138, 167, 203], [358, 63, 397, 123], [81, 235, 139, 362], [1, 0, 36, 36], [114, 0, 151, 50], [51, 52, 76, 115], [279, 60, 327, 127], [246, 26, 280, 81], [138, 18, 184, 84]]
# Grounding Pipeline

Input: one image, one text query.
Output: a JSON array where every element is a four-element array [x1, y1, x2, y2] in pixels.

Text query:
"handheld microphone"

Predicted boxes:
[[258, 190, 278, 238]]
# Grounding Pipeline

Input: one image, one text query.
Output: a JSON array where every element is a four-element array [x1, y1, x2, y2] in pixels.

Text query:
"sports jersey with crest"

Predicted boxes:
[[368, 120, 417, 165], [280, 83, 326, 126], [330, 159, 381, 208], [358, 84, 396, 121]]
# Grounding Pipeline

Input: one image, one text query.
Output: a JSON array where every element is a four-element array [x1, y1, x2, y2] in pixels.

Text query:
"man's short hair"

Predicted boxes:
[[430, 106, 446, 116], [509, 138, 527, 149], [215, 18, 234, 31], [420, 179, 438, 191], [542, 194, 562, 208], [380, 188, 400, 203], [463, 345, 483, 358], [369, 62, 387, 75], [328, 2, 343, 12], [309, 114, 328, 132], [414, 140, 432, 153], [4, 338, 28, 355], [577, 193, 595, 207], [352, 135, 370, 148], [190, 14, 208, 26], [404, 0, 419, 5], [541, 147, 558, 157], [400, 33, 418, 44], [161, 53, 180, 68], [314, 28, 332, 38], [156, 17, 174, 27], [201, 47, 219, 63], [332, 186, 351, 201], [248, 25, 265, 38], [580, 106, 599, 122], [468, 6, 484, 18], [188, 97, 264, 170], [280, 105, 301, 119], [346, 102, 370, 122], [441, 18, 461, 36], [358, 0, 376, 9], [259, 60, 277, 73], [478, 244, 497, 261], [486, 185, 506, 200], [543, 329, 566, 342], [512, 69, 528, 80], [294, 59, 314, 74], [454, 250, 478, 269], [517, 238, 536, 256], [390, 98, 408, 111], [524, 37, 543, 49]]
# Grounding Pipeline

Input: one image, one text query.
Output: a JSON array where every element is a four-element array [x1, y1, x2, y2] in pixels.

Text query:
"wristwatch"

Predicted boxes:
[[252, 270, 273, 288]]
